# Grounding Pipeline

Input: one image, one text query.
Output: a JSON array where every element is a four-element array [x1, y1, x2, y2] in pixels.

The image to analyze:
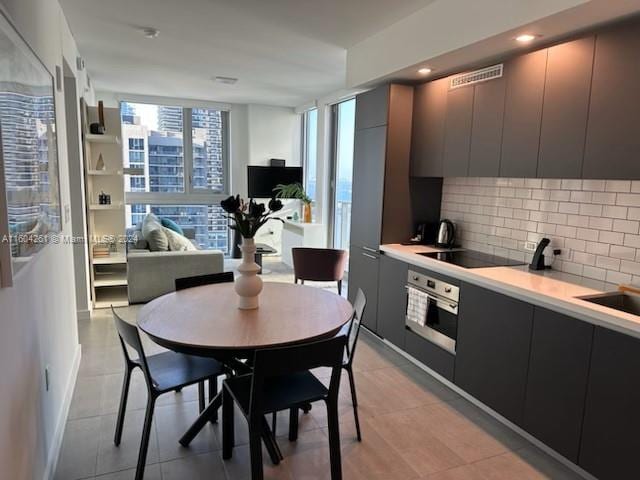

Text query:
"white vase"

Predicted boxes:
[[235, 236, 263, 309]]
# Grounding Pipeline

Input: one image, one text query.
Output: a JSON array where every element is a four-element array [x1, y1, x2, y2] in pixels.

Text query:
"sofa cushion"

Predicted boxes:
[[160, 217, 184, 236], [164, 226, 197, 251], [142, 214, 168, 251]]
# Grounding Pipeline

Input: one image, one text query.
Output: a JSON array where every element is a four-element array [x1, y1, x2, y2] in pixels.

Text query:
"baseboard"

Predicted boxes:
[[363, 331, 598, 480], [43, 343, 81, 480], [77, 309, 91, 321]]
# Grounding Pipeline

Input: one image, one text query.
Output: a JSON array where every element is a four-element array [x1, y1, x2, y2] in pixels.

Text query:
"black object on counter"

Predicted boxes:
[[529, 238, 551, 270]]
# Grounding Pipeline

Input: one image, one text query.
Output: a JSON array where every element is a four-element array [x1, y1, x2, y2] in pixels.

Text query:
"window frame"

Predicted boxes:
[[121, 102, 230, 207], [301, 108, 317, 202]]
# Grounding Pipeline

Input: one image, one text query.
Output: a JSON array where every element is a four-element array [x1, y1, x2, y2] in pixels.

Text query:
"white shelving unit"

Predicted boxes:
[[82, 103, 129, 309]]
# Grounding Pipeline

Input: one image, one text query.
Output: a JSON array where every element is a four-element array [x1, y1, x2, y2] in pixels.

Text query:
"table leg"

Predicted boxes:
[[179, 391, 222, 446]]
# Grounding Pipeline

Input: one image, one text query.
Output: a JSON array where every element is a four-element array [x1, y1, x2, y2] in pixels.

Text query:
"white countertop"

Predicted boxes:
[[381, 243, 640, 339]]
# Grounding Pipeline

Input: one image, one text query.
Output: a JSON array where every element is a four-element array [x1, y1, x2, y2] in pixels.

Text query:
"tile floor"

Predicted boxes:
[[55, 259, 584, 480]]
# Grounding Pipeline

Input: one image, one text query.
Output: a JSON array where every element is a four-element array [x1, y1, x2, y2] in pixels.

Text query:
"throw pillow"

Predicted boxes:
[[163, 227, 197, 251], [160, 217, 184, 236], [141, 214, 168, 251]]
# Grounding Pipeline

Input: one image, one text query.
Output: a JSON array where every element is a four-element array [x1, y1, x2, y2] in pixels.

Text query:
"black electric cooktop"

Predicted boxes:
[[418, 250, 527, 269]]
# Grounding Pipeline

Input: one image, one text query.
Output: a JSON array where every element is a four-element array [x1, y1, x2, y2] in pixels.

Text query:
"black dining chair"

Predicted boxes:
[[281, 288, 366, 442], [342, 288, 366, 441], [111, 307, 225, 480], [222, 335, 347, 480], [175, 271, 234, 414]]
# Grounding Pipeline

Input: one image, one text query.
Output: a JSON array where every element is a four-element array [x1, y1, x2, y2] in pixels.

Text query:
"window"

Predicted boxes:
[[302, 108, 318, 201], [120, 101, 230, 252]]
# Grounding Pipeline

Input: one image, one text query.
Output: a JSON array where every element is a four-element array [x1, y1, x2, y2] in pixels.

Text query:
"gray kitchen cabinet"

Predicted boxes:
[[348, 246, 380, 332], [355, 84, 389, 130], [468, 74, 506, 177], [410, 77, 448, 177], [455, 283, 534, 426], [405, 329, 455, 381], [583, 21, 640, 179], [579, 327, 640, 479], [500, 49, 548, 178], [377, 255, 408, 348], [538, 37, 594, 178], [442, 85, 474, 177], [523, 308, 593, 462], [350, 125, 386, 251]]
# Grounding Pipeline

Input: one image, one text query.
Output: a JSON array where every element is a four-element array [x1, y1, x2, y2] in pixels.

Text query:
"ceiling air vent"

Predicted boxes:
[[450, 64, 503, 89]]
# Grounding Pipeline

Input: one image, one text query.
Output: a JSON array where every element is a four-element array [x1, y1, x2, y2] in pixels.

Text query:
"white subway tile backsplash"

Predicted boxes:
[[610, 245, 637, 260], [617, 194, 640, 207], [442, 177, 640, 284], [599, 231, 624, 246], [582, 180, 606, 192], [562, 179, 583, 190], [605, 180, 631, 193], [613, 219, 640, 235], [602, 205, 628, 219]]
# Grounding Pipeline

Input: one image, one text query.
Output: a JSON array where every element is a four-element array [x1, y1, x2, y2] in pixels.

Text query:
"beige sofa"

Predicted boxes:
[[126, 226, 225, 303]]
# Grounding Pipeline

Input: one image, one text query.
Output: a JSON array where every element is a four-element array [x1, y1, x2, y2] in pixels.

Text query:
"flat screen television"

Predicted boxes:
[[247, 166, 303, 198]]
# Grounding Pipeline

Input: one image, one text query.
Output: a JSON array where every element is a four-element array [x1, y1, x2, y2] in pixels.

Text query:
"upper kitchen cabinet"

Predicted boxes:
[[411, 77, 448, 177], [355, 85, 389, 130], [500, 49, 547, 178], [442, 85, 474, 177], [538, 37, 594, 178], [583, 21, 640, 179], [468, 74, 506, 177]]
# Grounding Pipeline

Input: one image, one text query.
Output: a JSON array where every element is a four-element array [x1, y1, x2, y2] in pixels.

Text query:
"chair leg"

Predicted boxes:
[[288, 407, 299, 442], [222, 388, 234, 460], [114, 366, 132, 446], [337, 279, 342, 296], [209, 376, 218, 423], [198, 381, 205, 413], [249, 420, 264, 480], [346, 367, 362, 442], [135, 395, 156, 480], [271, 411, 277, 436], [326, 399, 343, 480]]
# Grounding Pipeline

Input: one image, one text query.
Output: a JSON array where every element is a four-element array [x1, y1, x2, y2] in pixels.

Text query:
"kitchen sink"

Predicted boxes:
[[578, 291, 640, 316]]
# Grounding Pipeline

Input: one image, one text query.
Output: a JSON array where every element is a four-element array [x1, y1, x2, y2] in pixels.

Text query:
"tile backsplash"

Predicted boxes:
[[440, 178, 640, 286]]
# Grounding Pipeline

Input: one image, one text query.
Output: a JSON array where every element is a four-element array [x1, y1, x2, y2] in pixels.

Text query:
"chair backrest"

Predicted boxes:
[[111, 306, 153, 381], [292, 248, 348, 282], [249, 335, 346, 417], [175, 271, 234, 291], [345, 289, 367, 364]]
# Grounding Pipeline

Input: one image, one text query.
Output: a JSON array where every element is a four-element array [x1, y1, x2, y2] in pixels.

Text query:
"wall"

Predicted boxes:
[[0, 0, 88, 478], [441, 177, 640, 285], [247, 104, 300, 167]]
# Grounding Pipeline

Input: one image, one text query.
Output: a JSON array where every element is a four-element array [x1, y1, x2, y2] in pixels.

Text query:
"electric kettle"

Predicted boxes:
[[436, 219, 456, 248]]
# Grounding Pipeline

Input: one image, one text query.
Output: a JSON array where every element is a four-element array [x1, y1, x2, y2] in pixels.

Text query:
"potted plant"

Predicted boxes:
[[220, 195, 283, 309], [273, 183, 313, 223]]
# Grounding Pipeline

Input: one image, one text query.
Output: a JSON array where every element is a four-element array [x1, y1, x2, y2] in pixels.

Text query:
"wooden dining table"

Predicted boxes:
[[137, 281, 353, 458]]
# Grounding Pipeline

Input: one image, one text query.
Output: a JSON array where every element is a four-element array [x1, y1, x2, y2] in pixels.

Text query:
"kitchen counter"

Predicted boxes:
[[381, 243, 640, 339]]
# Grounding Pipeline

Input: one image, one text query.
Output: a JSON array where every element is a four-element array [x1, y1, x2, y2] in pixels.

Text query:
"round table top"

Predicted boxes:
[[138, 282, 353, 355]]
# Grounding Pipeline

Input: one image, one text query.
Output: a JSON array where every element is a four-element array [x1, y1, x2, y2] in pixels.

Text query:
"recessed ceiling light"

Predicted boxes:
[[142, 27, 159, 39], [515, 33, 538, 43], [214, 76, 238, 85], [418, 67, 432, 75]]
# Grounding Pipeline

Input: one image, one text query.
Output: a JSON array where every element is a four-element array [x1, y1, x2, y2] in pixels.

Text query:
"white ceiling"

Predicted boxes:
[[59, 0, 436, 106]]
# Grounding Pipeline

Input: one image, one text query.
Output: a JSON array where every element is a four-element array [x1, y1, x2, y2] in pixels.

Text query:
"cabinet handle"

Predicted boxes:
[[362, 246, 378, 253], [362, 252, 377, 260]]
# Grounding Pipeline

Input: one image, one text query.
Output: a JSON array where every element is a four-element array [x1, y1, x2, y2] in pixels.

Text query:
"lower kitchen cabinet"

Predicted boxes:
[[579, 327, 640, 479], [347, 246, 380, 333], [454, 283, 534, 426], [523, 308, 593, 462], [377, 255, 408, 348], [405, 328, 455, 381]]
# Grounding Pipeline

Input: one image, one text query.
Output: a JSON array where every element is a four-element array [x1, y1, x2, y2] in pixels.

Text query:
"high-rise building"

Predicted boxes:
[[0, 86, 59, 236]]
